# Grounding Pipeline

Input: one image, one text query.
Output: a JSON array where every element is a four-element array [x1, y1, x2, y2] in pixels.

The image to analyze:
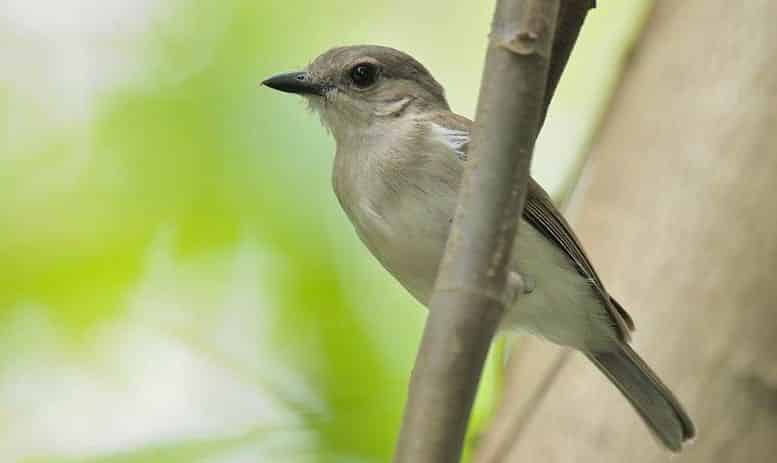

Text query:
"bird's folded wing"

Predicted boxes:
[[523, 179, 634, 340], [427, 110, 634, 341]]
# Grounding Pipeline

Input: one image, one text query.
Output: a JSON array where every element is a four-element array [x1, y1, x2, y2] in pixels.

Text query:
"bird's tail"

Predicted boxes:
[[586, 343, 696, 451]]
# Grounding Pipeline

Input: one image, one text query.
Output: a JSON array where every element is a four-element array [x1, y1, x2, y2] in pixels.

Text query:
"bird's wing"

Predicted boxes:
[[523, 178, 634, 339], [427, 111, 634, 341]]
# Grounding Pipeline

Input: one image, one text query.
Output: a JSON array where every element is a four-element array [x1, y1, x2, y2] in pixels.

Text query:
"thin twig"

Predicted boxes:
[[540, 0, 596, 127], [475, 349, 573, 463], [392, 1, 561, 461]]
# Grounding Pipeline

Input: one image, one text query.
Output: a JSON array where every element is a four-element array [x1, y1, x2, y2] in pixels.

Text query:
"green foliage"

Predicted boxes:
[[0, 1, 487, 461], [25, 429, 266, 463]]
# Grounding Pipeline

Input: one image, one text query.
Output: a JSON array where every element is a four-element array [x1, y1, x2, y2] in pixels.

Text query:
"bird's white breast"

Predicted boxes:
[[332, 118, 610, 350], [332, 124, 458, 301]]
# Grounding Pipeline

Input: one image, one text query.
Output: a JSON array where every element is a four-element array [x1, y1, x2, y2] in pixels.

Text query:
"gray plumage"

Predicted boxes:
[[263, 44, 695, 451]]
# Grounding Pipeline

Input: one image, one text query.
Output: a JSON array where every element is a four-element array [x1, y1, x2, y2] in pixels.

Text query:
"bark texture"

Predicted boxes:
[[392, 1, 561, 461], [478, 0, 777, 461]]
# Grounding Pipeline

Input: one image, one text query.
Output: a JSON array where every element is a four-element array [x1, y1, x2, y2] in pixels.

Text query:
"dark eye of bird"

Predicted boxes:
[[349, 63, 378, 88]]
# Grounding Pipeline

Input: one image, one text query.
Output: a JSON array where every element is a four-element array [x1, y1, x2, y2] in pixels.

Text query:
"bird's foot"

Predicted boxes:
[[504, 271, 534, 306]]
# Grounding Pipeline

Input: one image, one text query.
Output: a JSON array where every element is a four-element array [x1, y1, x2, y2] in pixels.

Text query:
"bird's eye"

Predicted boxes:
[[349, 63, 379, 88]]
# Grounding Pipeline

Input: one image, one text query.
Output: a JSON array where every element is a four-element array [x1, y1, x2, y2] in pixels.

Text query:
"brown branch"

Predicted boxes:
[[392, 1, 562, 461], [540, 0, 596, 127], [471, 3, 596, 460]]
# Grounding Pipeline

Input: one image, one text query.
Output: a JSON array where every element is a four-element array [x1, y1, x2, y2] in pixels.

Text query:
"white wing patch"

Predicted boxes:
[[430, 124, 470, 161]]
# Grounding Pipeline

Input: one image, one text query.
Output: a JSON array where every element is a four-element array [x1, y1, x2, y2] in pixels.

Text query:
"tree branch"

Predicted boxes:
[[392, 1, 562, 461], [540, 0, 596, 127]]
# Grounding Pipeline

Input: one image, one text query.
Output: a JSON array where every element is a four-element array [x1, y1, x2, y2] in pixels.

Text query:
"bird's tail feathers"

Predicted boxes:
[[587, 343, 695, 451]]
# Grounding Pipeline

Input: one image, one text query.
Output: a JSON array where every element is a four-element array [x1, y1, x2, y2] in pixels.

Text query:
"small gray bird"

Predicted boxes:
[[263, 45, 695, 450]]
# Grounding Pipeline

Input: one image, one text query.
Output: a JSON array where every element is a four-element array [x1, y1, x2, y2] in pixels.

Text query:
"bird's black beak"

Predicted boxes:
[[261, 71, 326, 96]]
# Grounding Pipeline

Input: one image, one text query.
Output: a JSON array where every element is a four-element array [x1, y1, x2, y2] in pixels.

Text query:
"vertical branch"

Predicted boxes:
[[392, 1, 561, 462], [540, 0, 596, 127], [473, 2, 596, 460]]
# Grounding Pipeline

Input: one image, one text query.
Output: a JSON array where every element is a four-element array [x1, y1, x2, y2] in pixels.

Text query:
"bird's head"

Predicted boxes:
[[262, 45, 449, 141]]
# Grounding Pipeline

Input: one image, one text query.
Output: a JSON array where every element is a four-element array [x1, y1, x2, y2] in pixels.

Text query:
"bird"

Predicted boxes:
[[262, 44, 695, 451]]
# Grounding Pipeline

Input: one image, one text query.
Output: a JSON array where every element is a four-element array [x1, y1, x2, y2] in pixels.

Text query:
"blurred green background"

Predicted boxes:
[[1, 1, 649, 461]]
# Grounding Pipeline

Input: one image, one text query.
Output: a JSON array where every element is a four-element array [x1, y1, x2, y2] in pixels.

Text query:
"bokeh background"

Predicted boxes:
[[1, 1, 649, 461]]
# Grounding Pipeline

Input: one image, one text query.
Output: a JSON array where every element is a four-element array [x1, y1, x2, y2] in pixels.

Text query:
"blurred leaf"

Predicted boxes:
[[23, 427, 293, 463]]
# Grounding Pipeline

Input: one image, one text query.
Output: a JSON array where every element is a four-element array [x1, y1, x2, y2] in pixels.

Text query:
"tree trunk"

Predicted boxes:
[[477, 0, 777, 461]]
